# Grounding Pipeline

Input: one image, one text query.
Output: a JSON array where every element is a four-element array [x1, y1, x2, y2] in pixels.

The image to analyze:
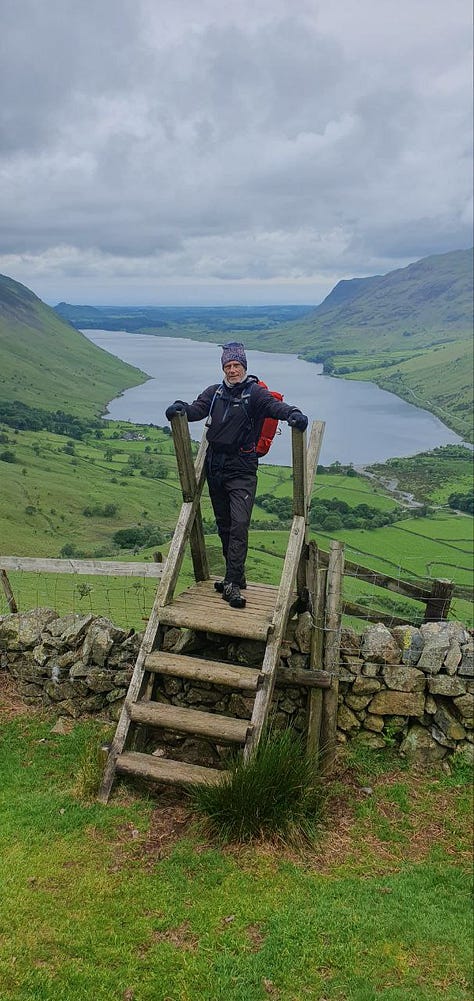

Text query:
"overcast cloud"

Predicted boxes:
[[0, 0, 472, 305]]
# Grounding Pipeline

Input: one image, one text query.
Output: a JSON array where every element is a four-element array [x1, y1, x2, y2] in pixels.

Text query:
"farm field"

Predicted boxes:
[[0, 422, 472, 629]]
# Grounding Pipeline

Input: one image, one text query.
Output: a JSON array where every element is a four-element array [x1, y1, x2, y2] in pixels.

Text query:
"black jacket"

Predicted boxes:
[[181, 375, 301, 456]]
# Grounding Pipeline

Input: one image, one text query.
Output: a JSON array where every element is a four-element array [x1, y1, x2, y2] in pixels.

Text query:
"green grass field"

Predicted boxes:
[[0, 710, 472, 1001], [0, 422, 472, 629]]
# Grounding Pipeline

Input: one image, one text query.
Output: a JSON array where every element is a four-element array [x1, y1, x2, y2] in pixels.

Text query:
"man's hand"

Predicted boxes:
[[165, 402, 187, 420], [288, 411, 308, 431]]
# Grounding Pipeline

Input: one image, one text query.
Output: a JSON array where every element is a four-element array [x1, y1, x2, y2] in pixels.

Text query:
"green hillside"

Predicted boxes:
[[0, 275, 147, 418]]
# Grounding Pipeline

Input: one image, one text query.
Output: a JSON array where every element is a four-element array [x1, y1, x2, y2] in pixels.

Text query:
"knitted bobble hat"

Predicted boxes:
[[221, 341, 247, 370]]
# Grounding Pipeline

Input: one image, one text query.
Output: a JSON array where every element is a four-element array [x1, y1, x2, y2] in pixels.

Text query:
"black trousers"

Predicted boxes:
[[206, 452, 257, 584]]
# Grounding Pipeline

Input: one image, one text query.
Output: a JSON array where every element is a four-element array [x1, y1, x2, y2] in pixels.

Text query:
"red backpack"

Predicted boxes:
[[251, 380, 284, 457]]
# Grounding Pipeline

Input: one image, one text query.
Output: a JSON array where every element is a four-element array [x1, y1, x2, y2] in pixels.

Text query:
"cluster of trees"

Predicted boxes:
[[448, 490, 474, 515], [256, 493, 400, 531], [112, 525, 165, 549], [82, 503, 118, 518], [0, 401, 99, 438], [121, 454, 169, 479]]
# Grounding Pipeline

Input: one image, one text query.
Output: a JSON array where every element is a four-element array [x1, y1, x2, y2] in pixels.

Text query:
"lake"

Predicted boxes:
[[83, 330, 463, 467]]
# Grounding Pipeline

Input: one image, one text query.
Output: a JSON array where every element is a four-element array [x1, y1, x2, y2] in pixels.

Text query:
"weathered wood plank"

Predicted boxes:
[[275, 666, 331, 689], [244, 514, 307, 757], [0, 557, 164, 577], [171, 414, 209, 582], [320, 540, 344, 774], [316, 550, 433, 602], [306, 541, 325, 767], [130, 701, 251, 742], [0, 570, 18, 612], [342, 600, 418, 627], [424, 578, 454, 622], [116, 751, 226, 786], [157, 434, 209, 606], [292, 427, 307, 517], [145, 651, 262, 690], [296, 421, 325, 598]]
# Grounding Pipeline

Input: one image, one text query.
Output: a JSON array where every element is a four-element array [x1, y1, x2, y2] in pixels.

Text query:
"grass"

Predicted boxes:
[[190, 728, 321, 843], [0, 697, 472, 1001]]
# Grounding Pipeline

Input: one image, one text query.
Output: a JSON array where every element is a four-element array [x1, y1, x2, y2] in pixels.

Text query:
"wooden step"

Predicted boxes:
[[129, 700, 251, 743], [158, 580, 277, 641], [116, 751, 226, 786], [144, 651, 262, 691]]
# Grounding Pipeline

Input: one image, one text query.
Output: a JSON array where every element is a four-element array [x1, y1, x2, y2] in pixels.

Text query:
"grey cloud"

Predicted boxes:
[[0, 0, 471, 302]]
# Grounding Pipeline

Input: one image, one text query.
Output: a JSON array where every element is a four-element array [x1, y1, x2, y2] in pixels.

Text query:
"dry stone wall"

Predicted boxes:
[[0, 608, 472, 767]]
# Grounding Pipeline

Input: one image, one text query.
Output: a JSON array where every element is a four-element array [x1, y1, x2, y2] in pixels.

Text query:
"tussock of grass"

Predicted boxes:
[[73, 731, 112, 800], [190, 728, 321, 843]]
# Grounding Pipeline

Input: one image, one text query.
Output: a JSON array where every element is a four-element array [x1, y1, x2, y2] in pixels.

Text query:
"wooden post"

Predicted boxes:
[[424, 578, 454, 622], [306, 541, 326, 772], [0, 570, 18, 613], [319, 540, 344, 774], [171, 413, 209, 583]]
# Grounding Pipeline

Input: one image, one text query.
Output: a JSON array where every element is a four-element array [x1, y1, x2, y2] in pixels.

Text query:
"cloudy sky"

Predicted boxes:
[[0, 0, 472, 306]]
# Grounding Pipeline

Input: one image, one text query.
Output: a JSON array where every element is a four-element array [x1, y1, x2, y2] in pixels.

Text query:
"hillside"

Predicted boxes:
[[0, 275, 147, 418]]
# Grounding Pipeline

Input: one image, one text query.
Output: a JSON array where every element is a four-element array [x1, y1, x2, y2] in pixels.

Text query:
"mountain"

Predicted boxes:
[[0, 275, 147, 417], [295, 248, 473, 348]]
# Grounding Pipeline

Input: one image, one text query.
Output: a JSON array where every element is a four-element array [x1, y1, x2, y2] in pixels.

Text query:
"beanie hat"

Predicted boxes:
[[221, 341, 247, 370]]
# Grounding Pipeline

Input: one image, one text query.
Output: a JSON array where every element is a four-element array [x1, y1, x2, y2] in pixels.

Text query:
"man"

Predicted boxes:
[[165, 342, 308, 609]]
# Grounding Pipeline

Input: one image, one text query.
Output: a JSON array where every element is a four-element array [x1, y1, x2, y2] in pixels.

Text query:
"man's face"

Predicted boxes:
[[223, 361, 246, 384]]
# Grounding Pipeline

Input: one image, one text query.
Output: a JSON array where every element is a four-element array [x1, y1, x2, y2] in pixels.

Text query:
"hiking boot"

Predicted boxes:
[[222, 583, 246, 609], [214, 577, 246, 593]]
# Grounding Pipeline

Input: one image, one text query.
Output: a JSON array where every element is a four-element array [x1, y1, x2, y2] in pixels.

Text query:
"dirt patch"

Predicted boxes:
[[144, 921, 199, 952], [246, 923, 266, 952], [0, 669, 34, 720]]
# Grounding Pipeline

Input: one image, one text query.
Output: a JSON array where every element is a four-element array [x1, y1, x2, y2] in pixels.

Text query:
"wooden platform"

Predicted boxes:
[[158, 578, 288, 641]]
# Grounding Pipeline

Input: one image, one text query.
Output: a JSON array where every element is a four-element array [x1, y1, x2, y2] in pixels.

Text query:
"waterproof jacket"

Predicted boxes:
[[180, 375, 301, 456]]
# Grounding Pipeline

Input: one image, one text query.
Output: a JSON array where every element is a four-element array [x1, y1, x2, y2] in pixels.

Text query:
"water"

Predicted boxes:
[[84, 330, 463, 466]]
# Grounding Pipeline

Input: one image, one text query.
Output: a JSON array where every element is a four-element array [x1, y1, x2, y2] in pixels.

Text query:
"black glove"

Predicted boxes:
[[288, 411, 308, 431], [165, 402, 186, 420]]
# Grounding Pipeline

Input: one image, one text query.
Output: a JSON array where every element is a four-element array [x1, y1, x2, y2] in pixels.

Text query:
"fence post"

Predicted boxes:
[[0, 570, 18, 613], [424, 578, 454, 622], [171, 413, 209, 582], [319, 540, 344, 774], [306, 541, 326, 773]]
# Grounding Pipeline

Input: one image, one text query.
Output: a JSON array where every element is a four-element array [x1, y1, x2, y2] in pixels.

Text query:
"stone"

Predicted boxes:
[[339, 667, 357, 682], [54, 613, 95, 647], [288, 653, 309, 672], [337, 704, 360, 732], [50, 717, 74, 735], [433, 705, 466, 741], [351, 675, 381, 695], [169, 628, 201, 655], [417, 635, 451, 675], [361, 662, 380, 677], [368, 690, 425, 717], [295, 611, 312, 654], [0, 608, 58, 650], [363, 714, 385, 732], [444, 641, 462, 673], [234, 639, 266, 667], [424, 695, 438, 715], [391, 625, 423, 665], [353, 731, 386, 749], [69, 660, 89, 679], [162, 676, 182, 696], [106, 688, 126, 703], [85, 669, 116, 693], [44, 680, 77, 702], [341, 655, 363, 674], [382, 665, 425, 692], [360, 624, 400, 664], [340, 627, 361, 655], [227, 693, 252, 719], [33, 643, 50, 666], [186, 687, 221, 705], [345, 694, 372, 711], [427, 675, 466, 697], [431, 725, 456, 749], [453, 693, 474, 725], [400, 725, 447, 762], [458, 641, 474, 677], [82, 619, 125, 666], [113, 668, 133, 686], [55, 699, 82, 718], [420, 621, 469, 644]]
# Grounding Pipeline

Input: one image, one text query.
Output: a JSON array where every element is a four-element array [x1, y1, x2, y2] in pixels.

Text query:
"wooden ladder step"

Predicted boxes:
[[157, 602, 270, 641], [129, 701, 251, 743], [116, 751, 226, 786], [145, 651, 262, 691]]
